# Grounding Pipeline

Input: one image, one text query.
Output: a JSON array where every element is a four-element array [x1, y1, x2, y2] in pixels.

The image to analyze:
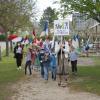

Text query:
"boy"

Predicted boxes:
[[50, 52, 57, 80], [43, 50, 50, 81]]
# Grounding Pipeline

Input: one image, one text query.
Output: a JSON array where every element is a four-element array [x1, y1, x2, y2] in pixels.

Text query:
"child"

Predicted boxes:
[[31, 49, 36, 69], [69, 46, 78, 74], [43, 50, 50, 81], [25, 48, 32, 75], [50, 52, 57, 80], [39, 48, 45, 78]]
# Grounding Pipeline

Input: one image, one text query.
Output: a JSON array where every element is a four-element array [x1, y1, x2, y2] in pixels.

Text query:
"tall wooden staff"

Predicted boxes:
[[61, 36, 63, 59]]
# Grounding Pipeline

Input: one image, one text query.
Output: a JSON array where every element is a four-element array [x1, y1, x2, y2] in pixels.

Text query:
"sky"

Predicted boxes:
[[35, 0, 72, 21], [36, 0, 60, 21]]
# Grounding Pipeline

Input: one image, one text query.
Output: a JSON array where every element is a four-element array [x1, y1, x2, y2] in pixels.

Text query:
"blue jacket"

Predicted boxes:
[[50, 53, 57, 68]]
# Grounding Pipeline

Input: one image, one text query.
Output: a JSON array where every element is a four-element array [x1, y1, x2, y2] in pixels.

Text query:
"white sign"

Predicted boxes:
[[54, 20, 69, 36]]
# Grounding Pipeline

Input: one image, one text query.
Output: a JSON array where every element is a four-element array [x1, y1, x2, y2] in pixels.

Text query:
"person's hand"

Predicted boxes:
[[60, 44, 64, 49]]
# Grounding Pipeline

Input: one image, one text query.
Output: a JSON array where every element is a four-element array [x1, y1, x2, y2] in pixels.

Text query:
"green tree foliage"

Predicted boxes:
[[0, 35, 6, 41], [40, 7, 58, 29], [0, 0, 36, 31], [60, 0, 100, 23], [0, 0, 36, 56]]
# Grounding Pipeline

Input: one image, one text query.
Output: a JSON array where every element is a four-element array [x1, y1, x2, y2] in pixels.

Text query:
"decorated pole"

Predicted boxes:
[[61, 36, 63, 59]]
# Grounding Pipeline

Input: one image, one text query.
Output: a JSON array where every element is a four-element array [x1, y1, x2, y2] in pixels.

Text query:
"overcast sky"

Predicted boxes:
[[35, 0, 72, 21], [36, 0, 60, 20]]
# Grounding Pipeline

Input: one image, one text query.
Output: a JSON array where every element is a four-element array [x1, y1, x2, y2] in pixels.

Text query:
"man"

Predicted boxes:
[[55, 40, 69, 86]]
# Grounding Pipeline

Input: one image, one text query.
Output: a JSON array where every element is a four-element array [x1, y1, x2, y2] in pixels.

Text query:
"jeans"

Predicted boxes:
[[25, 61, 32, 75], [51, 66, 56, 80], [40, 63, 44, 78], [44, 65, 49, 80]]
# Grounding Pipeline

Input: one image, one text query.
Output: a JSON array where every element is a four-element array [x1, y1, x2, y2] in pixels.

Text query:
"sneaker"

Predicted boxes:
[[58, 82, 61, 86], [19, 66, 22, 69], [65, 78, 67, 81], [44, 80, 48, 83]]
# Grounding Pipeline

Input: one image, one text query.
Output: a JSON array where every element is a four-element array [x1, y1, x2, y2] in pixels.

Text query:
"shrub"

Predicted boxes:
[[0, 35, 6, 41]]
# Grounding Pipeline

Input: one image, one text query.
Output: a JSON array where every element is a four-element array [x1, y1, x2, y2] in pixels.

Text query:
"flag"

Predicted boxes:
[[40, 21, 49, 37], [72, 34, 79, 49], [40, 31, 45, 37], [43, 21, 48, 36]]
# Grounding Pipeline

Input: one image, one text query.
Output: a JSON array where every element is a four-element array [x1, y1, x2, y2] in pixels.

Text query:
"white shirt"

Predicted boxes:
[[26, 51, 31, 62], [16, 47, 22, 54]]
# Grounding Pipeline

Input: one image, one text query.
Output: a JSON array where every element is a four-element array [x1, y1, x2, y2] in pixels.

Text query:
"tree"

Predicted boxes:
[[40, 7, 58, 29], [60, 0, 100, 23], [0, 0, 36, 56]]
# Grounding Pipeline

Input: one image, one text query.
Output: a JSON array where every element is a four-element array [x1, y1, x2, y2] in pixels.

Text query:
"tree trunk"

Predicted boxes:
[[10, 41, 13, 52], [0, 46, 2, 61], [6, 37, 9, 56], [5, 31, 9, 56]]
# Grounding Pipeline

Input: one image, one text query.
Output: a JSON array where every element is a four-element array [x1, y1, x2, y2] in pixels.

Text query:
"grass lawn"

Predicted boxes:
[[0, 54, 24, 100], [68, 56, 100, 95]]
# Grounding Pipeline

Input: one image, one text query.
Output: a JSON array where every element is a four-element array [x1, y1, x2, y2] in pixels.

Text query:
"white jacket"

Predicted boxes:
[[55, 41, 69, 58]]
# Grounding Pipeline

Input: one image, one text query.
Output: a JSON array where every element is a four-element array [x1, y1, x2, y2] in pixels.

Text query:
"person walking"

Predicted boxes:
[[25, 47, 32, 75], [50, 51, 57, 81], [16, 44, 23, 69], [14, 43, 18, 58], [55, 40, 69, 86], [31, 48, 36, 69], [43, 50, 50, 81], [38, 48, 45, 78], [69, 46, 78, 75]]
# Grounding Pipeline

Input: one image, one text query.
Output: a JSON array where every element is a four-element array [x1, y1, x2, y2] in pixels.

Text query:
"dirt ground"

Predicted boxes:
[[11, 57, 100, 100]]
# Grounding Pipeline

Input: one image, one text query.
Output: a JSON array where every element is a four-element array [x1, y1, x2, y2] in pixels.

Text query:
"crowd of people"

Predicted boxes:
[[13, 37, 78, 86]]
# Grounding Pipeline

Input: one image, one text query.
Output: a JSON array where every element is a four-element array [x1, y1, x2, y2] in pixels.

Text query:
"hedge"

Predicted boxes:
[[0, 34, 6, 41]]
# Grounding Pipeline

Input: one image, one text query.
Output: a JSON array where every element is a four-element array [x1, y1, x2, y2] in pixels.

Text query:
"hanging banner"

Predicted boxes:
[[54, 20, 69, 36]]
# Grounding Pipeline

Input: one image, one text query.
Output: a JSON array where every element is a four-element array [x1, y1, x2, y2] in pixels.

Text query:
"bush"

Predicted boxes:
[[0, 35, 6, 41]]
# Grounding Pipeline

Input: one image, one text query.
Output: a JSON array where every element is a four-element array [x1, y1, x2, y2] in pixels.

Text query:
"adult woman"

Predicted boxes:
[[16, 44, 23, 69]]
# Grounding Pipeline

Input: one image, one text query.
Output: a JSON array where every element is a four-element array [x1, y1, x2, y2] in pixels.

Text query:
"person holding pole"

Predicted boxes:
[[55, 39, 69, 86]]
